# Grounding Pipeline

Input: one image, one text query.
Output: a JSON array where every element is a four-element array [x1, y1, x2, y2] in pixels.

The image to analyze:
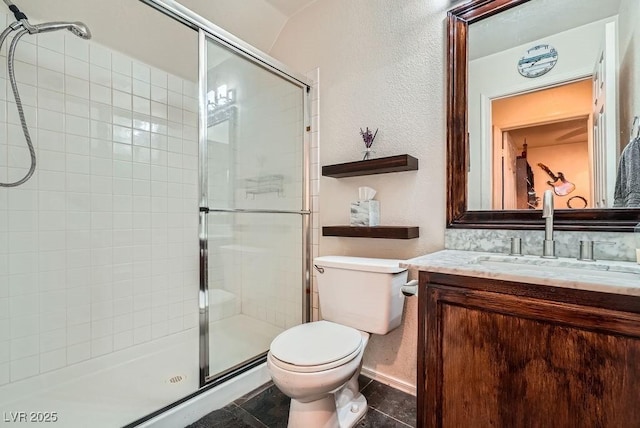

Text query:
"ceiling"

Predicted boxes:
[[24, 0, 318, 80], [469, 0, 623, 60], [178, 0, 316, 53], [508, 117, 589, 150], [263, 0, 316, 17]]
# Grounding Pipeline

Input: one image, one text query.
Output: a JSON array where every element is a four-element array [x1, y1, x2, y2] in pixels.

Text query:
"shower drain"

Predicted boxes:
[[167, 375, 186, 384]]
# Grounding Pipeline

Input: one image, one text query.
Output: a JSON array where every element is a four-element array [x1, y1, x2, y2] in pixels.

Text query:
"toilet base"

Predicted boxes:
[[288, 395, 338, 428], [286, 369, 367, 428], [335, 369, 367, 427], [336, 392, 367, 428], [287, 392, 367, 428]]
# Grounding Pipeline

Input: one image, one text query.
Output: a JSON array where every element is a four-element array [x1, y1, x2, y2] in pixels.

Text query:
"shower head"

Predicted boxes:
[[33, 21, 91, 39]]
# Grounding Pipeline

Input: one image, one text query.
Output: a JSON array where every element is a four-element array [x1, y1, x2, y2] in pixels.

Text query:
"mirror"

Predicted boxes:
[[446, 0, 640, 231]]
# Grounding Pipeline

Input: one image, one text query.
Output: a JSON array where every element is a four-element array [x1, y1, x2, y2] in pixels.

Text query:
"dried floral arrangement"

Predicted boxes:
[[360, 127, 378, 148], [360, 127, 378, 160]]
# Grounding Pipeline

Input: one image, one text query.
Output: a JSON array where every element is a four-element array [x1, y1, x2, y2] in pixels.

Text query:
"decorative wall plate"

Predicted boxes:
[[517, 44, 558, 78]]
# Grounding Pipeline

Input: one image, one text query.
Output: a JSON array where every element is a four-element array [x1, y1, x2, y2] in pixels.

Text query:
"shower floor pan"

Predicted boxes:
[[0, 315, 281, 427]]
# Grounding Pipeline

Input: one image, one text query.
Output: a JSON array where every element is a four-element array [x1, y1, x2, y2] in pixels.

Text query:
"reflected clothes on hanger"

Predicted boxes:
[[613, 135, 640, 208]]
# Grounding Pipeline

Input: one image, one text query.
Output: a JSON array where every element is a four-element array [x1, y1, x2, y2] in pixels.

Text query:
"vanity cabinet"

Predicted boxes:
[[417, 271, 640, 428]]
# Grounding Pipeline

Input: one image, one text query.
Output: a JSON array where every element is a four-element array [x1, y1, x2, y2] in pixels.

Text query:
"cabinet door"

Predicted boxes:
[[419, 282, 640, 428]]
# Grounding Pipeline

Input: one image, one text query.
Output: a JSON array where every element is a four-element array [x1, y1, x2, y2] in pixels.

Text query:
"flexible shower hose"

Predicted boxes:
[[0, 24, 36, 187]]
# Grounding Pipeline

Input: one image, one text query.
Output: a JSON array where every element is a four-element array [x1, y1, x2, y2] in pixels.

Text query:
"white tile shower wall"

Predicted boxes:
[[0, 23, 199, 385], [233, 87, 303, 212], [204, 60, 309, 330], [236, 214, 303, 329], [233, 78, 305, 329], [307, 68, 320, 322]]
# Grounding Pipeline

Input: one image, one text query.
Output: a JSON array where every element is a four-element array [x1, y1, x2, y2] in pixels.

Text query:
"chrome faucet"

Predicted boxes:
[[542, 190, 557, 258]]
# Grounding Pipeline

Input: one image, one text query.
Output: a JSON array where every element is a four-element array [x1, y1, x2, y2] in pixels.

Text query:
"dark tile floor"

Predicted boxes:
[[187, 375, 416, 427]]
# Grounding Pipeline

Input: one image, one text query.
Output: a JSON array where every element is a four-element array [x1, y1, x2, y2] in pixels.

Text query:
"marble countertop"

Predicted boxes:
[[402, 250, 640, 297]]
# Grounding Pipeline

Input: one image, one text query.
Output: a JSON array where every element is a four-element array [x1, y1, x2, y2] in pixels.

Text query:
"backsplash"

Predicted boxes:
[[445, 229, 636, 262]]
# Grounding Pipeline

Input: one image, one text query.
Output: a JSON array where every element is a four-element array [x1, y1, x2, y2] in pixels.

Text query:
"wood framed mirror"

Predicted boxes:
[[447, 0, 640, 232]]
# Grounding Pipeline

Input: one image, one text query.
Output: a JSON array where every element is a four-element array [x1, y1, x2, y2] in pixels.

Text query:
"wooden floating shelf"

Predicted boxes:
[[322, 154, 418, 178], [322, 226, 419, 239]]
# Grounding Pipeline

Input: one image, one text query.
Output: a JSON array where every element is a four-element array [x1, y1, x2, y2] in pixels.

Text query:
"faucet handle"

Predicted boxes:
[[578, 240, 614, 262], [501, 237, 522, 255], [508, 237, 522, 256]]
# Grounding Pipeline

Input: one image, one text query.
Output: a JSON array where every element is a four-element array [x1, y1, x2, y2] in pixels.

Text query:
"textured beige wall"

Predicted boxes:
[[270, 0, 461, 389]]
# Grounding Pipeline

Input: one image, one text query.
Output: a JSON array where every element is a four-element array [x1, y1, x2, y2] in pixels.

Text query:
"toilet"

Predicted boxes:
[[267, 256, 408, 428]]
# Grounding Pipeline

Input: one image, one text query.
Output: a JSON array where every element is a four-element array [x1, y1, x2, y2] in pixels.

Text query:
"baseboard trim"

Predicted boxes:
[[361, 366, 416, 396]]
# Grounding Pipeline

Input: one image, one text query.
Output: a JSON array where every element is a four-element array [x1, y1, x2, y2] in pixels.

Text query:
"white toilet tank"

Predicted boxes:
[[313, 256, 408, 335]]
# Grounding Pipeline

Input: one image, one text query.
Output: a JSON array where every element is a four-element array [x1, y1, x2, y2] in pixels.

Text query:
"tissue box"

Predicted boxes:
[[350, 200, 380, 226]]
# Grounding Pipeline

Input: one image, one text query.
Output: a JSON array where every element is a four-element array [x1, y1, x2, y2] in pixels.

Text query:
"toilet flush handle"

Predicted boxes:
[[313, 264, 324, 274], [401, 280, 418, 297]]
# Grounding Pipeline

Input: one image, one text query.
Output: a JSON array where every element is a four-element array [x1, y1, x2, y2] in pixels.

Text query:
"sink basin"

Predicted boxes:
[[472, 255, 640, 283]]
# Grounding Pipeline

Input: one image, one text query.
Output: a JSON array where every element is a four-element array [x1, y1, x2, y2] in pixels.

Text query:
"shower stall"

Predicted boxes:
[[0, 0, 310, 426]]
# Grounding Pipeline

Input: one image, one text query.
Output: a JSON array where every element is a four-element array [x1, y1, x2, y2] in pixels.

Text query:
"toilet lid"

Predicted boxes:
[[270, 321, 362, 367]]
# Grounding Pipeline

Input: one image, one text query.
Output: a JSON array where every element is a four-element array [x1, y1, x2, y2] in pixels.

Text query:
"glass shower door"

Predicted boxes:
[[200, 33, 308, 382]]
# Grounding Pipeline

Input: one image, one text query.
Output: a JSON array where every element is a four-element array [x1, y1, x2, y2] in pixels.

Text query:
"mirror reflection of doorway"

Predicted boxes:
[[491, 79, 595, 210], [498, 118, 591, 210]]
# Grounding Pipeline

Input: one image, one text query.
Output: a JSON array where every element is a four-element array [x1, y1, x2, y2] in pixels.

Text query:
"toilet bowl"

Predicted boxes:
[[267, 256, 409, 428], [267, 321, 370, 428]]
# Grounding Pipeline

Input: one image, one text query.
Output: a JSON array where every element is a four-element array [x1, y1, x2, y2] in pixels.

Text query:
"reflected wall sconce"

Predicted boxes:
[[207, 84, 235, 112]]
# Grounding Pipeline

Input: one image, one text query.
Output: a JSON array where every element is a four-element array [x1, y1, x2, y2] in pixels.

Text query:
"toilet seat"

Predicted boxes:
[[269, 321, 363, 373]]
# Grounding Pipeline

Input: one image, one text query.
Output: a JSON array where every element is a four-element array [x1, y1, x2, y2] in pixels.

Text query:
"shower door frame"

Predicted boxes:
[[140, 0, 312, 388]]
